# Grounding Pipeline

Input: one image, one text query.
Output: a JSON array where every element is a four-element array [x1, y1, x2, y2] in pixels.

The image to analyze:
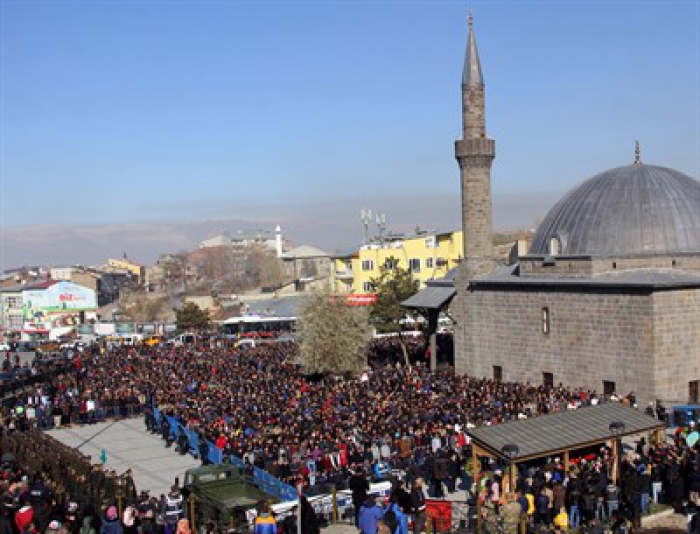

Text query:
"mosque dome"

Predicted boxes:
[[530, 163, 700, 257]]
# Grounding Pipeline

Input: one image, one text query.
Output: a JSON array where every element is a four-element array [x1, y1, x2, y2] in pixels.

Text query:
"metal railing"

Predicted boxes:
[[152, 405, 298, 503]]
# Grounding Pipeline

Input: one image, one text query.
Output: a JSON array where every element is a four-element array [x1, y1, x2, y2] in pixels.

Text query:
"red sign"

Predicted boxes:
[[59, 292, 86, 302], [345, 294, 377, 306]]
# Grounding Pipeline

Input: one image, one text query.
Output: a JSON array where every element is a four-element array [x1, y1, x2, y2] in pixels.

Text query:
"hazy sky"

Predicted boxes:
[[1, 0, 698, 264]]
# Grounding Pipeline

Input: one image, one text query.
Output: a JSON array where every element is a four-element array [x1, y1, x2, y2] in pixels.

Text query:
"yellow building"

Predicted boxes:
[[106, 258, 145, 285], [331, 229, 464, 294]]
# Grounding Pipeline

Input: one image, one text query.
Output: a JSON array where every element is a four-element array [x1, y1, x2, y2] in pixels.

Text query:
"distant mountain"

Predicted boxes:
[[0, 191, 557, 269]]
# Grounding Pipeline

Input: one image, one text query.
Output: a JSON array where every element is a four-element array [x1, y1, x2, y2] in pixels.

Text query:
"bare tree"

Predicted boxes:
[[249, 245, 288, 289], [297, 291, 372, 376]]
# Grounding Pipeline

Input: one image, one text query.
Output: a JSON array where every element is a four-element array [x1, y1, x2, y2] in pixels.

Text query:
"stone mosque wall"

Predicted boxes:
[[519, 254, 700, 277], [453, 281, 659, 401], [453, 278, 700, 405], [651, 289, 700, 403]]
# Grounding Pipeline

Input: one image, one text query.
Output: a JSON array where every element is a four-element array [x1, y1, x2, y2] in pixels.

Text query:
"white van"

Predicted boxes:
[[173, 333, 197, 347]]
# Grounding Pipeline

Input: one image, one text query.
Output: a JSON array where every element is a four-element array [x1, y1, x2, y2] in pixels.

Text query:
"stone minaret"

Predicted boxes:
[[455, 13, 495, 267]]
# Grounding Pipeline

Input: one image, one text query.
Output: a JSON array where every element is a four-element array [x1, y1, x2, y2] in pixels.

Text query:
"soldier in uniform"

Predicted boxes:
[[103, 470, 118, 505], [122, 470, 138, 505]]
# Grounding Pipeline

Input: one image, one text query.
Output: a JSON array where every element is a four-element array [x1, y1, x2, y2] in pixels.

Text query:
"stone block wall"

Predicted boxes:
[[453, 282, 658, 400], [519, 254, 700, 277], [652, 289, 700, 403]]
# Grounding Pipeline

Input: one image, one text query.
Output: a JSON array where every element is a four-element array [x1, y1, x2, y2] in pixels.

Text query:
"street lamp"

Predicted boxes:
[[609, 421, 625, 437], [502, 443, 519, 459], [501, 443, 519, 491]]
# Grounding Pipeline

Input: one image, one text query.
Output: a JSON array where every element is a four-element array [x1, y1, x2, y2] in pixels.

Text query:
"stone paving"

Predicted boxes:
[[47, 418, 200, 497]]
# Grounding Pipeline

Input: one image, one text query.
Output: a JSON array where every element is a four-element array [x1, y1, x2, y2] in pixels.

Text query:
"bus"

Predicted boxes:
[[221, 316, 296, 339]]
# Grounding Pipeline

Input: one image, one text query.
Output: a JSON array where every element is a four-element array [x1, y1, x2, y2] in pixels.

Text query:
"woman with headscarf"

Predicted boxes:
[[99, 507, 122, 534], [121, 506, 138, 534]]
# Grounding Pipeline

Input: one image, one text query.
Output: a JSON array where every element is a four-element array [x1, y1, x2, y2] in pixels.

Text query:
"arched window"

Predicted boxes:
[[549, 237, 561, 256]]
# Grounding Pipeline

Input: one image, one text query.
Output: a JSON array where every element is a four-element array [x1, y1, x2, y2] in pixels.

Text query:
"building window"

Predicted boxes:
[[425, 236, 436, 249], [362, 282, 372, 293], [426, 258, 434, 269], [361, 260, 374, 271], [5, 296, 21, 309], [672, 259, 677, 267], [603, 381, 616, 396], [384, 258, 398, 269], [549, 237, 561, 256], [690, 381, 699, 404], [541, 307, 550, 335], [493, 366, 503, 381], [409, 259, 421, 273], [543, 372, 554, 388], [8, 315, 23, 329]]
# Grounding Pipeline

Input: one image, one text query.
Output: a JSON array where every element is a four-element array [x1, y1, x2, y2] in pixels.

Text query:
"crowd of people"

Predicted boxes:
[[473, 426, 700, 534], [0, 424, 207, 534], [366, 335, 453, 368], [0, 338, 691, 534]]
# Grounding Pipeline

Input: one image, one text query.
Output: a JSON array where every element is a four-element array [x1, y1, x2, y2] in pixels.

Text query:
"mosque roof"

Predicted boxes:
[[530, 164, 700, 257]]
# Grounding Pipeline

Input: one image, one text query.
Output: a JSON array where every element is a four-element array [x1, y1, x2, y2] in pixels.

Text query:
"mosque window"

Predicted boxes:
[[549, 237, 561, 256], [672, 259, 677, 267], [541, 307, 550, 335]]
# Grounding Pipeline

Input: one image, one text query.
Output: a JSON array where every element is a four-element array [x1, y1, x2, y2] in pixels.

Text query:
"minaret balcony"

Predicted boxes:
[[455, 137, 495, 158]]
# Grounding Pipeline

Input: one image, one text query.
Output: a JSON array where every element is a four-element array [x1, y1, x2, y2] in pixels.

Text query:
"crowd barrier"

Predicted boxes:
[[249, 482, 473, 534], [152, 406, 296, 502], [151, 407, 473, 532], [247, 481, 393, 525]]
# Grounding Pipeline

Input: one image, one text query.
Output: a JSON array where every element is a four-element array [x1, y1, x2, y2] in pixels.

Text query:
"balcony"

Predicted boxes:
[[334, 269, 354, 280]]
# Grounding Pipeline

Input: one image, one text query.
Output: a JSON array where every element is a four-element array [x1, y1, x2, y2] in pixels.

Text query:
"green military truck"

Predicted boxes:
[[184, 464, 274, 532]]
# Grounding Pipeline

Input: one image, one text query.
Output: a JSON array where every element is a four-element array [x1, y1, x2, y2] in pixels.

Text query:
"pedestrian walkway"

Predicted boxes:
[[47, 417, 200, 497], [320, 523, 359, 534]]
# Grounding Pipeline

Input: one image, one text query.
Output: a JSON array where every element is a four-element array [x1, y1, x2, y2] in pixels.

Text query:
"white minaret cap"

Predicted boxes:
[[275, 225, 283, 257]]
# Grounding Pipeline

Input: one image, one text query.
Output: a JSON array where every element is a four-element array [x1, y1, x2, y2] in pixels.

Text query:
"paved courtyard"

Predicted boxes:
[[48, 417, 200, 497]]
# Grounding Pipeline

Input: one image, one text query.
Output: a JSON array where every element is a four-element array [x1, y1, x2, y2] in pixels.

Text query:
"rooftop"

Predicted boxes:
[[531, 164, 700, 257], [473, 265, 700, 290], [281, 245, 329, 259], [468, 403, 664, 461]]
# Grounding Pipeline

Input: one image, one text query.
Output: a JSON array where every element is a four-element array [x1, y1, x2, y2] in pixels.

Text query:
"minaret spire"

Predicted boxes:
[[463, 11, 484, 88], [455, 10, 495, 265]]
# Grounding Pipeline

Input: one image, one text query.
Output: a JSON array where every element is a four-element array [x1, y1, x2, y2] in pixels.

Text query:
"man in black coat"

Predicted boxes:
[[348, 468, 369, 526]]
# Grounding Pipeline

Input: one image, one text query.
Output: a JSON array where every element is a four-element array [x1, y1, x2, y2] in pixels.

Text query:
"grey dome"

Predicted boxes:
[[530, 164, 700, 257]]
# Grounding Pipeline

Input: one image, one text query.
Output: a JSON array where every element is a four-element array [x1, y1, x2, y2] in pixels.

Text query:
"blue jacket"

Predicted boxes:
[[254, 513, 277, 534], [358, 502, 384, 534], [100, 519, 123, 534], [386, 503, 408, 534]]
